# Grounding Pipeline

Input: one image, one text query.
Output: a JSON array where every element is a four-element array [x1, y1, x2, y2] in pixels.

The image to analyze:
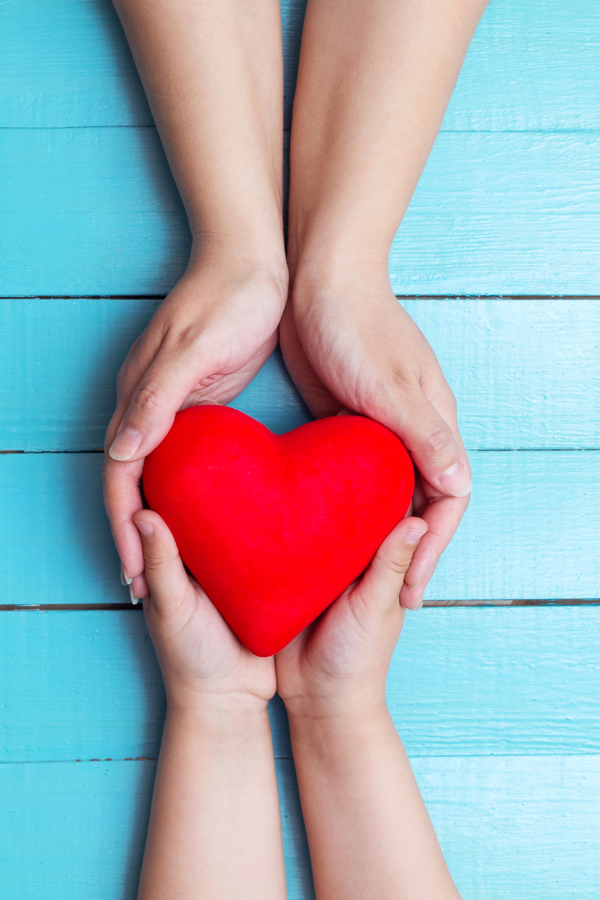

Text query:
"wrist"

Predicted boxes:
[[287, 703, 395, 763], [188, 231, 288, 285], [166, 683, 270, 720], [290, 257, 392, 316], [166, 696, 271, 740]]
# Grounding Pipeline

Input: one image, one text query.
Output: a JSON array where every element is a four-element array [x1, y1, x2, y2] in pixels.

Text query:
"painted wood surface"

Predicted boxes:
[[2, 128, 600, 296], [1, 608, 599, 763], [1, 755, 599, 900], [2, 451, 598, 605], [0, 759, 314, 900], [2, 0, 599, 131], [2, 0, 599, 896], [2, 297, 599, 451]]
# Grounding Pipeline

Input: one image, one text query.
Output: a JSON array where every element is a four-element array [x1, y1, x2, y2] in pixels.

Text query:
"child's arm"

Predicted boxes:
[[277, 516, 462, 899], [133, 511, 286, 900]]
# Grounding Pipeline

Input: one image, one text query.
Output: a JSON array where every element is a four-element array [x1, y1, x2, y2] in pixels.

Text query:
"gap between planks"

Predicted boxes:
[[0, 600, 598, 612]]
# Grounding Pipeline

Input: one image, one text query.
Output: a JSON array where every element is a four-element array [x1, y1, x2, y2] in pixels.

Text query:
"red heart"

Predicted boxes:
[[143, 406, 414, 656]]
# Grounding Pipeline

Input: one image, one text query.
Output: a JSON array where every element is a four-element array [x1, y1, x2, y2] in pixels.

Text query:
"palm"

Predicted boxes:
[[145, 577, 276, 704], [276, 579, 403, 709]]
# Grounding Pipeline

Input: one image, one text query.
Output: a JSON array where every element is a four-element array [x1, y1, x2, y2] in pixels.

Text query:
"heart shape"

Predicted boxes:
[[143, 406, 414, 656]]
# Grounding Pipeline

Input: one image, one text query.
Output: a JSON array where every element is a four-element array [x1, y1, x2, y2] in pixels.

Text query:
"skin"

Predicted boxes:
[[132, 510, 286, 900], [105, 0, 288, 601], [105, 0, 487, 605], [283, 0, 489, 607], [276, 518, 462, 899], [135, 510, 461, 898]]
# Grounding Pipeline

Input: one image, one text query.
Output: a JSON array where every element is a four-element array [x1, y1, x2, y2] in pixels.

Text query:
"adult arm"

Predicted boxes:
[[105, 0, 287, 600], [282, 0, 489, 607]]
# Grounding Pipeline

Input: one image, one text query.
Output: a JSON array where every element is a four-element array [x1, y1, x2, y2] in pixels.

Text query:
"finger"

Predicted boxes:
[[103, 454, 149, 602], [383, 385, 471, 499], [400, 492, 470, 609], [132, 510, 190, 616], [400, 564, 437, 610], [108, 346, 206, 463], [355, 516, 428, 614]]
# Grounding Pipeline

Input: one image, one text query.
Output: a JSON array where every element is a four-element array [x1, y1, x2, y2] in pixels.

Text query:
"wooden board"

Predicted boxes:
[[1, 297, 599, 451], [0, 758, 313, 900], [1, 451, 598, 605], [2, 129, 600, 296], [1, 0, 599, 131], [1, 755, 599, 899], [1, 608, 599, 762]]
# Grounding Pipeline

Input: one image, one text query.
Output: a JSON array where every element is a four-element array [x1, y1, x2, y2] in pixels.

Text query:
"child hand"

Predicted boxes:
[[275, 515, 427, 722], [104, 255, 287, 602], [133, 510, 276, 714]]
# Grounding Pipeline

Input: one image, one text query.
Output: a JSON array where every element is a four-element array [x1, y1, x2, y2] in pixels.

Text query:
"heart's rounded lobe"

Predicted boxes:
[[143, 406, 414, 656]]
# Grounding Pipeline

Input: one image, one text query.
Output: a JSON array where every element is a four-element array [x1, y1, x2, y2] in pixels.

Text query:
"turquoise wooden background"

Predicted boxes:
[[1, 1, 599, 896]]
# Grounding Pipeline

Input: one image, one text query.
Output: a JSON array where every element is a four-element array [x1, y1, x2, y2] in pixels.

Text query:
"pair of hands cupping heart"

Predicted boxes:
[[143, 405, 415, 656]]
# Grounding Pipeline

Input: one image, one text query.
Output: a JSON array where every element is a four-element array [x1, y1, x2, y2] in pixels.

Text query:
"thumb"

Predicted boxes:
[[132, 510, 190, 614], [108, 349, 202, 463], [356, 517, 428, 613], [386, 389, 471, 499]]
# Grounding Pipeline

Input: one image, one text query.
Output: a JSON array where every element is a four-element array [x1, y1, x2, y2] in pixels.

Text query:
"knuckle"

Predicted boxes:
[[116, 363, 128, 392], [421, 423, 455, 461], [385, 555, 412, 577], [130, 380, 167, 416], [391, 367, 419, 393]]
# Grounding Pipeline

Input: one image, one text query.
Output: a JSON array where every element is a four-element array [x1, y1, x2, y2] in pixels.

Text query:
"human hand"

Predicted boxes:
[[280, 272, 470, 610], [104, 251, 287, 602], [275, 515, 427, 721], [133, 509, 276, 713]]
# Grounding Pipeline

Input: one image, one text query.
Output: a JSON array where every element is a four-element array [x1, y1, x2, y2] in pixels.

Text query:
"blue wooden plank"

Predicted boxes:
[[1, 608, 599, 762], [1, 297, 598, 451], [0, 451, 598, 604], [1, 755, 599, 899], [1, 0, 599, 131], [0, 758, 314, 900], [1, 129, 600, 296]]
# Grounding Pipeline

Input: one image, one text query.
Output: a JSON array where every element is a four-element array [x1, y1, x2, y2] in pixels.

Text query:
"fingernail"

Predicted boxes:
[[109, 426, 142, 461], [120, 564, 132, 586], [439, 460, 471, 498], [406, 529, 426, 545], [129, 584, 140, 605], [134, 519, 154, 536], [413, 598, 423, 611]]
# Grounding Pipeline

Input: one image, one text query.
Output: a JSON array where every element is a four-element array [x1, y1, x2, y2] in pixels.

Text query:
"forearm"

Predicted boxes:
[[138, 705, 286, 900], [288, 0, 488, 273], [288, 708, 461, 900], [113, 0, 284, 256]]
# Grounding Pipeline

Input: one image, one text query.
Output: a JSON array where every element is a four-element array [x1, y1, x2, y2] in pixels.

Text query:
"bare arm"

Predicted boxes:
[[277, 517, 461, 898], [133, 512, 286, 899], [105, 0, 287, 601], [282, 0, 488, 608]]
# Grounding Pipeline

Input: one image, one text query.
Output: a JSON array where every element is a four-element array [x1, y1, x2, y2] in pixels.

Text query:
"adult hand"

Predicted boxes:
[[276, 516, 427, 719], [133, 509, 275, 712], [280, 273, 470, 610], [104, 254, 287, 602]]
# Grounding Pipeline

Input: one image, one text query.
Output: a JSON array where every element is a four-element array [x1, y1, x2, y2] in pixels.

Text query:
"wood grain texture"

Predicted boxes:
[[2, 129, 600, 296], [1, 0, 599, 131], [1, 608, 599, 762], [1, 297, 598, 451], [0, 758, 314, 900], [1, 755, 599, 899], [0, 451, 598, 605]]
